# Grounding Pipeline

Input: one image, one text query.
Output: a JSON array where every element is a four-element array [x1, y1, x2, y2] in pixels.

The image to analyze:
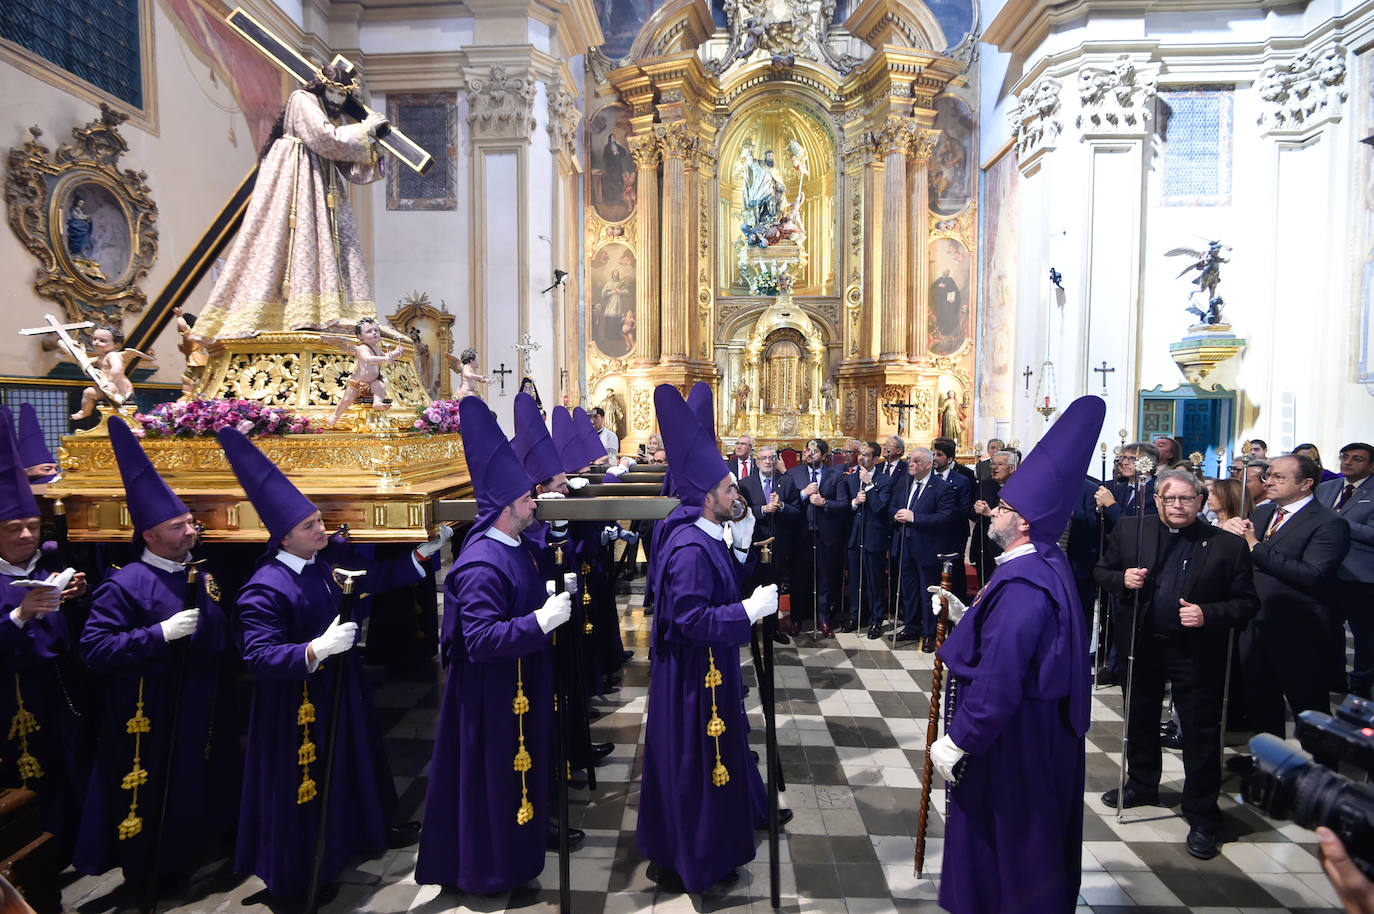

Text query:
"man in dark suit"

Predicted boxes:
[[726, 435, 756, 481], [843, 441, 893, 638], [1096, 442, 1159, 529], [1223, 454, 1351, 745], [932, 437, 975, 600], [1317, 443, 1374, 695], [1095, 469, 1258, 859], [890, 447, 958, 651], [975, 438, 1004, 481], [785, 438, 849, 638], [739, 444, 799, 641], [877, 435, 908, 620]]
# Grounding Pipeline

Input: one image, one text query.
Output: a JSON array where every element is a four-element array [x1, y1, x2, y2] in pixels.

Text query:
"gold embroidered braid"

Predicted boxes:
[[8, 674, 42, 784], [580, 562, 594, 634], [513, 659, 534, 825], [296, 682, 318, 804], [281, 143, 303, 301], [705, 648, 728, 787], [118, 678, 151, 839]]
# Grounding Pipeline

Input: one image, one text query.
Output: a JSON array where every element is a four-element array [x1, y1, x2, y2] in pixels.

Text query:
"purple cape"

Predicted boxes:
[[416, 532, 554, 893], [636, 521, 766, 892], [234, 545, 420, 896], [74, 560, 236, 882], [936, 545, 1089, 914]]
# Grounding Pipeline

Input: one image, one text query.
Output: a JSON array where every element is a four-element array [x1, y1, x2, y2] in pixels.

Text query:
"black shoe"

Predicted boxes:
[[1225, 754, 1254, 774], [1186, 826, 1220, 860], [921, 637, 936, 653], [388, 820, 421, 847], [895, 628, 920, 641], [545, 823, 585, 850], [1160, 720, 1183, 750], [621, 650, 634, 663], [866, 624, 883, 640], [592, 742, 614, 760], [772, 628, 791, 645], [646, 862, 685, 893], [718, 868, 740, 885], [1095, 667, 1119, 687], [756, 808, 794, 830], [1100, 786, 1159, 809], [840, 619, 858, 633], [751, 750, 760, 763]]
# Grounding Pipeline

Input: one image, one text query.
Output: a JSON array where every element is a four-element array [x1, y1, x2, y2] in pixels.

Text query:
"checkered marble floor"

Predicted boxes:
[[61, 582, 1345, 913]]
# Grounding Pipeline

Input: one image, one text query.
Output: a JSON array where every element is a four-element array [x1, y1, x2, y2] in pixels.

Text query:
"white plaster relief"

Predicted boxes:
[[1009, 76, 1062, 159], [1256, 47, 1348, 136], [1075, 55, 1157, 137]]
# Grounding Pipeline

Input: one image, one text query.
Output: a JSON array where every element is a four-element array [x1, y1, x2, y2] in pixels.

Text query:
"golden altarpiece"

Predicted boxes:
[[580, 0, 981, 452]]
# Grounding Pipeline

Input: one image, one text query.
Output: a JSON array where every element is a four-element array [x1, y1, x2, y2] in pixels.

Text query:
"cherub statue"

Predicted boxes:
[[70, 324, 151, 420], [450, 348, 489, 399], [1166, 239, 1231, 325], [326, 317, 403, 427], [171, 306, 208, 398]]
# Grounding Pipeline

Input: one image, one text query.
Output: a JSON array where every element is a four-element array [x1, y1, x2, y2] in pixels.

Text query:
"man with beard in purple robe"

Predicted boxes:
[[416, 395, 573, 893], [218, 427, 448, 898], [0, 417, 88, 867], [927, 396, 1102, 914], [636, 384, 784, 893], [76, 419, 236, 888]]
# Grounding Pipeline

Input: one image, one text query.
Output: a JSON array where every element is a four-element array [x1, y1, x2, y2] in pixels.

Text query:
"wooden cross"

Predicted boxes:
[[1092, 360, 1116, 393], [491, 362, 513, 395], [1022, 365, 1034, 393]]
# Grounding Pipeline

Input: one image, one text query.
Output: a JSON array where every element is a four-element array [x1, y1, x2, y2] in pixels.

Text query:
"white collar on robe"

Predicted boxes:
[[141, 549, 193, 574], [694, 516, 725, 541], [276, 549, 316, 574], [994, 542, 1037, 565], [0, 552, 40, 578], [484, 527, 521, 547]]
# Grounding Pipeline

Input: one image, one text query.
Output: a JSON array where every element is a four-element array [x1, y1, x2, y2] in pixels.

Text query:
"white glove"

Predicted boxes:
[[563, 572, 578, 595], [160, 608, 200, 642], [550, 518, 569, 535], [605, 464, 628, 478], [535, 591, 572, 633], [618, 456, 637, 469], [416, 524, 454, 558], [537, 491, 566, 500], [567, 477, 590, 491], [742, 583, 779, 623], [310, 614, 358, 660], [600, 525, 619, 545], [617, 528, 640, 546], [726, 509, 756, 552], [929, 734, 966, 782], [927, 586, 968, 624]]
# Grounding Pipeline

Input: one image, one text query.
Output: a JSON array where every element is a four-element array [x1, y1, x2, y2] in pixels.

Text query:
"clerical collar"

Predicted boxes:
[[142, 549, 193, 574], [994, 542, 1037, 565], [0, 552, 40, 578], [693, 516, 725, 541], [484, 527, 521, 547], [275, 549, 316, 574]]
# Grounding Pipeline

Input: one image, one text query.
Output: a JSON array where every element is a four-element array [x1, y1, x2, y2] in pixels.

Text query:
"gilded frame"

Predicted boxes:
[[387, 291, 456, 400]]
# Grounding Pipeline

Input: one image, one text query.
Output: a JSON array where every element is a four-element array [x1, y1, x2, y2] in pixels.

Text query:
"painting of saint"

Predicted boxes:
[[928, 237, 971, 356], [589, 104, 635, 222], [929, 95, 975, 215], [60, 182, 132, 286], [589, 243, 637, 358]]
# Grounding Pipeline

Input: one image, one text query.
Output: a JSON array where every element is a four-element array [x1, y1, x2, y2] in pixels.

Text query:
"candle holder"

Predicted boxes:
[[1033, 360, 1058, 419]]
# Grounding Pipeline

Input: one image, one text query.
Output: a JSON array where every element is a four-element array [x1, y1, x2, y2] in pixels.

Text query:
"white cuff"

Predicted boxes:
[[305, 644, 321, 674], [8, 608, 25, 629]]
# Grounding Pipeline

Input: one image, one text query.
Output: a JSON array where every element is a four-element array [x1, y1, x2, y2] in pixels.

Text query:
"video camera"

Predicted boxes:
[[1243, 694, 1374, 878]]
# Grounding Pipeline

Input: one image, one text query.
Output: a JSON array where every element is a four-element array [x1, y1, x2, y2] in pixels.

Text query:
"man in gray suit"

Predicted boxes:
[[1318, 443, 1374, 696]]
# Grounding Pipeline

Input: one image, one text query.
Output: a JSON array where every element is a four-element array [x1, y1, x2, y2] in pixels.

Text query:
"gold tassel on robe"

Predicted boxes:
[[118, 678, 151, 839], [513, 659, 534, 825], [9, 675, 42, 785], [705, 649, 729, 787], [296, 682, 317, 804]]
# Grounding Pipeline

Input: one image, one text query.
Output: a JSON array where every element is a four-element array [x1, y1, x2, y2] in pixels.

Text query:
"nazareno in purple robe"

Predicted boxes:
[[234, 545, 421, 896], [636, 520, 767, 893], [0, 554, 91, 866], [937, 544, 1090, 914], [415, 531, 554, 893], [74, 560, 236, 883]]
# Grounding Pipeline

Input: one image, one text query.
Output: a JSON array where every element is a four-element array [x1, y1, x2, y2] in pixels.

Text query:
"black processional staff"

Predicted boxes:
[[1116, 453, 1155, 825], [142, 558, 205, 914], [915, 553, 960, 878], [748, 536, 783, 909], [545, 554, 578, 914], [303, 567, 365, 914], [1090, 443, 1108, 687], [891, 520, 908, 650]]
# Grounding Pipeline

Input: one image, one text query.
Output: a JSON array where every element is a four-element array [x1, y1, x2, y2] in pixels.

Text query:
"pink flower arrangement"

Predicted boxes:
[[413, 398, 462, 435], [133, 399, 321, 438]]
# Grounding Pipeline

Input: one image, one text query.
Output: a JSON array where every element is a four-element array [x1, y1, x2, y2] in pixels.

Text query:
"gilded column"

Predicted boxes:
[[658, 122, 694, 361], [878, 117, 913, 360], [861, 143, 884, 361], [909, 129, 938, 359], [629, 133, 661, 365]]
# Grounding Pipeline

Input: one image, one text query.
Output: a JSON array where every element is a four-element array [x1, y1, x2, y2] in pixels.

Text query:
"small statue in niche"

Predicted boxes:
[[939, 389, 965, 443], [64, 194, 106, 281], [600, 388, 627, 442], [326, 317, 402, 427], [70, 324, 151, 420], [1166, 239, 1231, 325], [451, 348, 489, 399]]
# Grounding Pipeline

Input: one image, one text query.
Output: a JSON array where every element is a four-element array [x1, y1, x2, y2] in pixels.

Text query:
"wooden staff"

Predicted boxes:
[[915, 554, 960, 878], [142, 559, 204, 914]]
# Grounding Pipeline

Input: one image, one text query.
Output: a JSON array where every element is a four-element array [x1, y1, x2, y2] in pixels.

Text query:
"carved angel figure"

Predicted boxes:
[[324, 317, 403, 426], [70, 325, 153, 420], [1166, 240, 1231, 325]]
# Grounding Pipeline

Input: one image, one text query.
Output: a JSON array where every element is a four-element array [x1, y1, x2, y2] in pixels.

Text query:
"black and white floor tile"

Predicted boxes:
[[61, 582, 1345, 913]]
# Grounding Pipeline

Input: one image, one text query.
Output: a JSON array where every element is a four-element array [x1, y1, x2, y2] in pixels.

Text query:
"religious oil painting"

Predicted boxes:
[[57, 179, 132, 289], [595, 0, 664, 60], [589, 243, 637, 358], [589, 104, 635, 223], [929, 96, 975, 215], [979, 147, 1019, 424], [928, 237, 971, 356]]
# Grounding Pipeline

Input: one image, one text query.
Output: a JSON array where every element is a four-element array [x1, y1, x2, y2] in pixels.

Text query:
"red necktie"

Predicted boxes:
[[1337, 484, 1356, 510], [1267, 507, 1288, 537], [740, 460, 749, 479]]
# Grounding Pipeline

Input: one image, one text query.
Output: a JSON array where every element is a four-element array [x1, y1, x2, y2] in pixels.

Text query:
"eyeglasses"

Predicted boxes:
[[1155, 495, 1201, 505], [1115, 456, 1136, 464], [1261, 473, 1292, 482], [990, 503, 1017, 516]]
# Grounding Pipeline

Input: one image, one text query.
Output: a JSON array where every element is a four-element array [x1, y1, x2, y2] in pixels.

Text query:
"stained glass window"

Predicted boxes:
[[0, 0, 143, 108], [1157, 89, 1233, 206]]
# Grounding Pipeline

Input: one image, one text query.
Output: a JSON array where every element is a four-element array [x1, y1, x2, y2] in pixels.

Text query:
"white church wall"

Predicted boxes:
[[527, 77, 558, 417]]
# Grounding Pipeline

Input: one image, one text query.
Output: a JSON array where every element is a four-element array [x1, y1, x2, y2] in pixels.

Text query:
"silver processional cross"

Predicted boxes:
[[514, 332, 540, 378]]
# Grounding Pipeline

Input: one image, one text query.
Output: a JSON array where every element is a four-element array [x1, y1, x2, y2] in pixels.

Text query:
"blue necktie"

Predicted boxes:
[[763, 476, 772, 501]]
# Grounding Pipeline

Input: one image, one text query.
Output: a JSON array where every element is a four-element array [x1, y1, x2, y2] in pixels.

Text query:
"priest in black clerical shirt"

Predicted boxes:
[[1094, 468, 1257, 862]]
